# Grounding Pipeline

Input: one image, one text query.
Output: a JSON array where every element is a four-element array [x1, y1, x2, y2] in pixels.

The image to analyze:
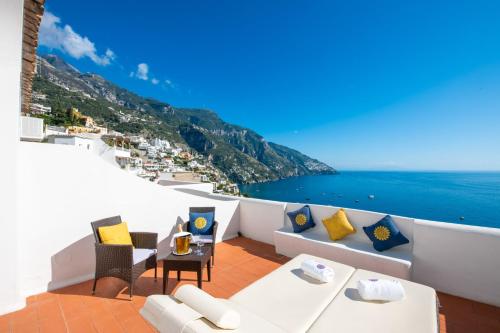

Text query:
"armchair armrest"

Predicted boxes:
[[212, 221, 219, 243], [95, 243, 133, 269], [130, 232, 158, 249]]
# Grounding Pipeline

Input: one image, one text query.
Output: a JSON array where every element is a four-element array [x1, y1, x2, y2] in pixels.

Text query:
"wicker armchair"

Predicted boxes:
[[182, 207, 218, 266], [90, 216, 158, 298]]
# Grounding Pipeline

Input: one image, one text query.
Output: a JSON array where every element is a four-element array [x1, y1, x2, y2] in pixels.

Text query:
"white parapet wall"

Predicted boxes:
[[158, 180, 215, 193], [237, 197, 286, 245], [412, 219, 500, 307], [17, 142, 240, 298]]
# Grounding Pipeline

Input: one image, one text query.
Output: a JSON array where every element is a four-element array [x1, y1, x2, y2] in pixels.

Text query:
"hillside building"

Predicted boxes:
[[29, 103, 51, 115], [45, 125, 68, 136], [47, 135, 95, 151], [20, 116, 44, 142], [151, 138, 171, 149]]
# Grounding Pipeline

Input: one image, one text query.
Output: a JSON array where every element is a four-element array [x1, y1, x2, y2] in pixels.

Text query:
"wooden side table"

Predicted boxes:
[[161, 245, 211, 293]]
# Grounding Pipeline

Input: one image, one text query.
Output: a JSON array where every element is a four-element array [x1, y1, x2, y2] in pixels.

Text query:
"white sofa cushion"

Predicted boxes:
[[229, 253, 355, 333], [274, 228, 412, 279], [190, 235, 213, 244], [133, 248, 156, 265], [141, 294, 286, 333], [307, 269, 438, 333]]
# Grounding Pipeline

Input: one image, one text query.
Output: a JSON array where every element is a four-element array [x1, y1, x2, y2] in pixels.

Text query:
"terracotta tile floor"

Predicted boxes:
[[1, 237, 498, 333]]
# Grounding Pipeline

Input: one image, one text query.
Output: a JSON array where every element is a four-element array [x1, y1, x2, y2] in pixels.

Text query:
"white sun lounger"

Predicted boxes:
[[141, 254, 438, 333]]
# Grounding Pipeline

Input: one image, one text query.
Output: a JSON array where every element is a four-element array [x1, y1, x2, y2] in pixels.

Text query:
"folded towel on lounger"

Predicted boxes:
[[357, 279, 405, 301], [300, 259, 335, 283]]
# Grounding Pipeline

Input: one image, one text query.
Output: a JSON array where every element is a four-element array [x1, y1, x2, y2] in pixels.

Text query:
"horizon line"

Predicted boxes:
[[335, 169, 500, 173]]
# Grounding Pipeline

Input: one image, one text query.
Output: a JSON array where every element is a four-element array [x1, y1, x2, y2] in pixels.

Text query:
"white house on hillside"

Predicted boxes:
[[151, 138, 171, 149], [20, 116, 44, 142], [29, 103, 51, 115], [47, 135, 95, 151], [45, 125, 68, 136], [138, 141, 150, 150]]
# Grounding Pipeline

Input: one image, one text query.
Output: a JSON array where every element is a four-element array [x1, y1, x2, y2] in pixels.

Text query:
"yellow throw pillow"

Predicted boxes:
[[98, 222, 133, 246], [322, 209, 356, 241]]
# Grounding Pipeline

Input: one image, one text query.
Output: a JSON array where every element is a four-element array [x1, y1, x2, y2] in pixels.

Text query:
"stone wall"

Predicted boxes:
[[21, 0, 45, 115]]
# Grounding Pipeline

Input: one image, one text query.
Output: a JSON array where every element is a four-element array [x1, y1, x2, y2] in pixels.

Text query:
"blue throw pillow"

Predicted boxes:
[[287, 205, 315, 233], [363, 215, 409, 252], [189, 212, 215, 235]]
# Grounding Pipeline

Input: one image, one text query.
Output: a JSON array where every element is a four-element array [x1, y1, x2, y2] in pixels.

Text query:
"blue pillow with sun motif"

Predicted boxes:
[[363, 215, 409, 252], [189, 212, 215, 235], [287, 205, 316, 233]]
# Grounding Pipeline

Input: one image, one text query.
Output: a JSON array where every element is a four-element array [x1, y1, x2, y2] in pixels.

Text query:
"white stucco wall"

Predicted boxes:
[[412, 219, 500, 306], [3, 140, 499, 310], [158, 180, 214, 193], [20, 116, 44, 141], [17, 142, 240, 297], [238, 198, 286, 245], [52, 136, 94, 151], [0, 0, 25, 315]]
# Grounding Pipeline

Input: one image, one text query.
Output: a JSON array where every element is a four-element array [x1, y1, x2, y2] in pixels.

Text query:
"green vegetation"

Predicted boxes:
[[33, 54, 336, 184]]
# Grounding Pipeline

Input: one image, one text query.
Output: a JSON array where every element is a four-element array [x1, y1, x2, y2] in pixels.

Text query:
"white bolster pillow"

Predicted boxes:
[[140, 295, 202, 333], [174, 285, 241, 329], [357, 279, 406, 301]]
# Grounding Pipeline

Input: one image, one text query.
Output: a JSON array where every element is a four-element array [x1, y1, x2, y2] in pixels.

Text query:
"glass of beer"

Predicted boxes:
[[175, 233, 191, 254]]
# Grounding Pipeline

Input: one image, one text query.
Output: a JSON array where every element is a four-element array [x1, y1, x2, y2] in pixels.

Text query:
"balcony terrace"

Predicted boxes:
[[1, 1, 499, 332], [0, 237, 498, 333]]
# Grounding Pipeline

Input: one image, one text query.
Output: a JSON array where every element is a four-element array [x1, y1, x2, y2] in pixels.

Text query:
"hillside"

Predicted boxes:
[[33, 54, 336, 183]]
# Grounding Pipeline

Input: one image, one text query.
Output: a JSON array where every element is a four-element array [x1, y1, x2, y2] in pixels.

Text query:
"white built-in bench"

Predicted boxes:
[[274, 203, 414, 279]]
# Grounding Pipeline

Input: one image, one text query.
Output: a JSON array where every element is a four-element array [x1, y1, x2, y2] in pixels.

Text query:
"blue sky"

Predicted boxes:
[[39, 0, 500, 171]]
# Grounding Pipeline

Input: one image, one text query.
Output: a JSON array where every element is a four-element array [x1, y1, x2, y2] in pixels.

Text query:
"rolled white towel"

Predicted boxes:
[[357, 279, 406, 301], [300, 259, 335, 283]]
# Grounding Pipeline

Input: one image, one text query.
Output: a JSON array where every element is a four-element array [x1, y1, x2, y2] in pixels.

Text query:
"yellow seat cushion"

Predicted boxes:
[[98, 222, 133, 246], [322, 209, 356, 241]]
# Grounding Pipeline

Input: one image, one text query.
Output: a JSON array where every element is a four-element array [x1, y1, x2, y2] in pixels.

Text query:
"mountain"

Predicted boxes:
[[33, 53, 336, 183]]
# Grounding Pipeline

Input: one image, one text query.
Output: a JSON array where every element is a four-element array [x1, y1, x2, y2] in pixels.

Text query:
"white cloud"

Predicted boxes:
[[130, 65, 174, 88], [105, 49, 116, 61], [39, 11, 115, 66], [131, 63, 149, 80], [164, 79, 175, 88]]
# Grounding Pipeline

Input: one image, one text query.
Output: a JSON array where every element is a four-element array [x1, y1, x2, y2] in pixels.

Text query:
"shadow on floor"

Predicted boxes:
[[223, 236, 290, 265]]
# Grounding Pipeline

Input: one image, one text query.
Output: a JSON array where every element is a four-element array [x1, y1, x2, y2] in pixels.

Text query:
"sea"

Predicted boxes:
[[239, 172, 500, 229]]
